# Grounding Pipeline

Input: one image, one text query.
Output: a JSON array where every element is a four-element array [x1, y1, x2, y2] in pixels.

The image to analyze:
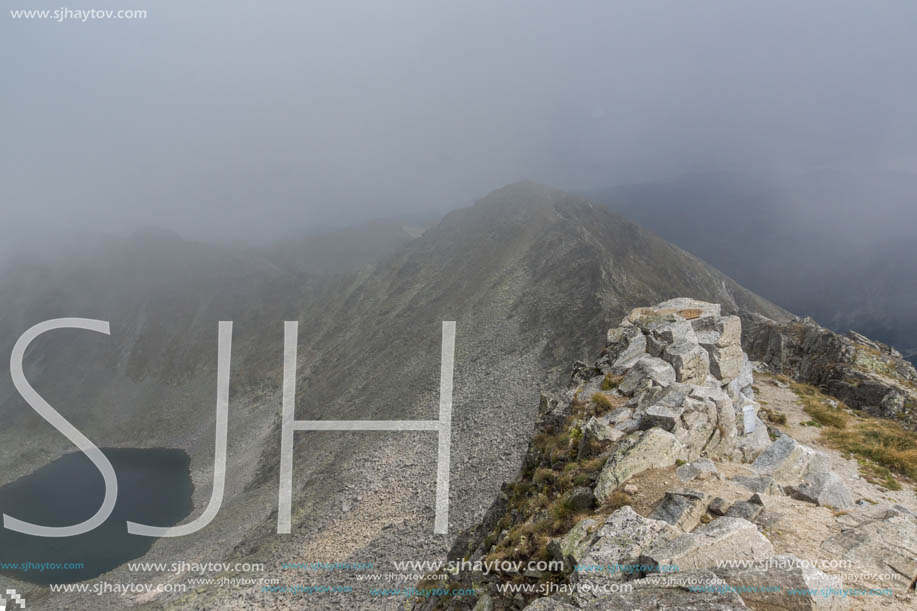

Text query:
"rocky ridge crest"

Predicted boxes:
[[416, 299, 917, 611]]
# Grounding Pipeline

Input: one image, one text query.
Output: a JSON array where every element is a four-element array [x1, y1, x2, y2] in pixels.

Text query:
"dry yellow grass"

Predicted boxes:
[[790, 381, 916, 485], [791, 382, 850, 428]]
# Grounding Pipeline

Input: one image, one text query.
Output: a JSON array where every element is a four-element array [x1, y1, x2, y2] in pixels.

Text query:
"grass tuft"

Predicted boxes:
[[600, 373, 625, 391], [591, 392, 617, 415]]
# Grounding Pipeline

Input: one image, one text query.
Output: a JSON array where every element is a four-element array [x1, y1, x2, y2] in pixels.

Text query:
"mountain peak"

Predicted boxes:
[[474, 180, 585, 213]]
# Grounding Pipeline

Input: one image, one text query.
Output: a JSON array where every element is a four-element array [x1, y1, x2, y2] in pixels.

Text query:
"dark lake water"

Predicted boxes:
[[0, 448, 193, 584]]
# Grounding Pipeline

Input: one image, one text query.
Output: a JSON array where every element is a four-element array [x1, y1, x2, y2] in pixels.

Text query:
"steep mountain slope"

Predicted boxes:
[[256, 219, 428, 275], [0, 182, 788, 610], [593, 170, 917, 363], [178, 182, 787, 610]]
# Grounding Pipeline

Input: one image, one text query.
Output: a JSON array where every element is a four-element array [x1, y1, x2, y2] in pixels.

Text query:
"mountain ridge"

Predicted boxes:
[[0, 182, 789, 610]]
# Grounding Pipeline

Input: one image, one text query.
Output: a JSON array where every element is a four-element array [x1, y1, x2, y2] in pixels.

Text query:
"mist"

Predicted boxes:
[[4, 0, 917, 247]]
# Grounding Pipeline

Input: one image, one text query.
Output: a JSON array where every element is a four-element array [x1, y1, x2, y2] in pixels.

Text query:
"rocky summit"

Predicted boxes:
[[416, 299, 917, 611]]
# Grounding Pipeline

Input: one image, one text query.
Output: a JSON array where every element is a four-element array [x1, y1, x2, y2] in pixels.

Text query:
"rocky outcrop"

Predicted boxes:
[[416, 299, 917, 611], [609, 299, 764, 459], [742, 313, 917, 429]]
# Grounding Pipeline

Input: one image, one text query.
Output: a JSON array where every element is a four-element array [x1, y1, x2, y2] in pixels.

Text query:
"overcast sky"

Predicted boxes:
[[3, 0, 917, 245]]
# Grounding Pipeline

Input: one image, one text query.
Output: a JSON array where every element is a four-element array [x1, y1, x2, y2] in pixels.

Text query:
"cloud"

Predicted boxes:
[[3, 0, 917, 245]]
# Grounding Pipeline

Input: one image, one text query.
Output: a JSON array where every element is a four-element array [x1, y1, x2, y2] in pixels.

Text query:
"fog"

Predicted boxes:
[[4, 0, 917, 247]]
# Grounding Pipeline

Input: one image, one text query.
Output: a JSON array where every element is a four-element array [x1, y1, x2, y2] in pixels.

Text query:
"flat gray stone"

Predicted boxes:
[[730, 475, 781, 495], [677, 458, 719, 482], [642, 404, 683, 432], [572, 506, 681, 603], [715, 554, 849, 610], [786, 471, 853, 510], [583, 570, 750, 610], [821, 505, 917, 593], [650, 489, 710, 531], [638, 517, 774, 573], [725, 501, 763, 521]]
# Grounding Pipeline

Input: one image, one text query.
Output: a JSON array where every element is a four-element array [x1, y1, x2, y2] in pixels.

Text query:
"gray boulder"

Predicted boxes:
[[595, 428, 687, 502], [641, 404, 683, 432], [706, 343, 746, 382], [650, 489, 710, 531], [676, 397, 723, 459], [613, 417, 642, 434], [730, 474, 781, 495], [572, 506, 681, 603], [637, 384, 731, 459], [647, 319, 698, 356], [663, 341, 711, 384], [726, 357, 755, 403], [578, 415, 624, 457], [583, 570, 750, 610], [618, 355, 677, 395], [732, 415, 772, 462], [605, 325, 647, 370], [606, 406, 634, 424], [715, 554, 848, 610], [714, 315, 743, 348], [638, 517, 774, 573], [786, 471, 853, 509], [751, 435, 825, 482], [546, 518, 598, 569], [708, 497, 730, 516], [725, 500, 763, 521], [655, 297, 723, 321]]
